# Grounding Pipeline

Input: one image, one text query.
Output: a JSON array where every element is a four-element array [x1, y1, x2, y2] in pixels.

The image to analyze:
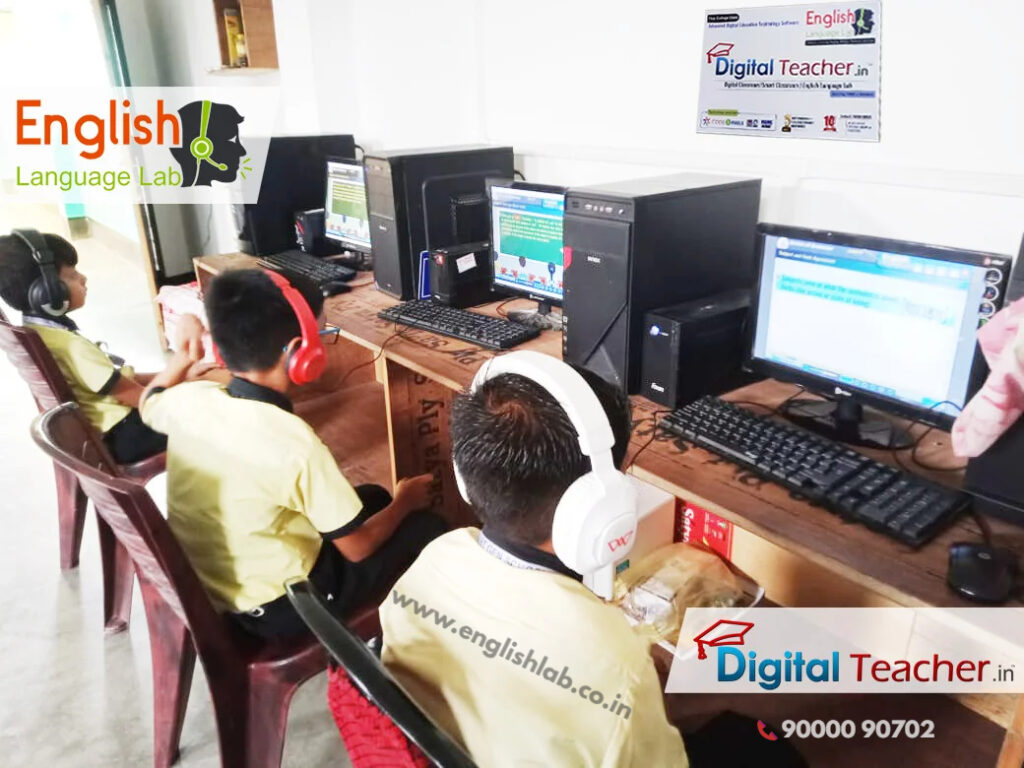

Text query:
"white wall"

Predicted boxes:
[[122, 0, 1024, 264], [0, 0, 141, 243]]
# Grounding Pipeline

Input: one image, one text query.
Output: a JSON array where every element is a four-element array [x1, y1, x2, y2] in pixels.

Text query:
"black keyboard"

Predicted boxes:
[[660, 397, 969, 547], [378, 300, 541, 350], [259, 250, 356, 286]]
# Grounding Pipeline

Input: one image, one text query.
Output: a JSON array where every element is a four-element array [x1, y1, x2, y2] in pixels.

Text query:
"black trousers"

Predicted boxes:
[[232, 484, 447, 639], [103, 409, 167, 465]]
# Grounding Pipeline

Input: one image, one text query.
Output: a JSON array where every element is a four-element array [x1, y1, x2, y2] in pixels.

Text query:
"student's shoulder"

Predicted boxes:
[[145, 380, 225, 410]]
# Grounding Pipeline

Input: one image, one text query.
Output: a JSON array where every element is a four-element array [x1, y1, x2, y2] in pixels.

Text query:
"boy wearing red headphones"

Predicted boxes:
[[0, 230, 209, 463], [138, 268, 446, 637]]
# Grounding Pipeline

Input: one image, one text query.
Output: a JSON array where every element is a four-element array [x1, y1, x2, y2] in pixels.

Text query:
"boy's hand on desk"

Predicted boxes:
[[394, 473, 435, 513], [175, 313, 206, 362]]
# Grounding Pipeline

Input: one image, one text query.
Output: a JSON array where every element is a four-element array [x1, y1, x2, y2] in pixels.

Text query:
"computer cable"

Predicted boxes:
[[494, 298, 517, 318], [354, 144, 365, 160], [625, 408, 674, 472], [513, 170, 526, 181]]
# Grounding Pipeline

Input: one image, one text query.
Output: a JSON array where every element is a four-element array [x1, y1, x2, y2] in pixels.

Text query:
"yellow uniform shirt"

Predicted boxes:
[[24, 318, 134, 434], [380, 528, 689, 768], [140, 379, 363, 612]]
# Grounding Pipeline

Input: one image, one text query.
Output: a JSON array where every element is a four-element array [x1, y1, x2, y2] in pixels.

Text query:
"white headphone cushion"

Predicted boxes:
[[552, 471, 637, 573]]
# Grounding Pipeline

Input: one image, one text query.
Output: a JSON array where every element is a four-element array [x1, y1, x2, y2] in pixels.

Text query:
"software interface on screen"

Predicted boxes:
[[490, 186, 565, 301], [752, 234, 1001, 417], [324, 160, 371, 251]]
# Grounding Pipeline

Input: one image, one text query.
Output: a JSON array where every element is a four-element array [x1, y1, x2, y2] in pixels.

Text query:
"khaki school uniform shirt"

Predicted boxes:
[[24, 318, 134, 433], [380, 528, 689, 768], [140, 379, 363, 612]]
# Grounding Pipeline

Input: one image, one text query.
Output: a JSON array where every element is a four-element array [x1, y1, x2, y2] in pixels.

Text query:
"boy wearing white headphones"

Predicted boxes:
[[0, 230, 207, 463], [379, 353, 690, 767]]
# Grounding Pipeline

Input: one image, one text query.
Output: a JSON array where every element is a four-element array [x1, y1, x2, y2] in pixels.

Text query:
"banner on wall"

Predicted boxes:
[[697, 3, 881, 142]]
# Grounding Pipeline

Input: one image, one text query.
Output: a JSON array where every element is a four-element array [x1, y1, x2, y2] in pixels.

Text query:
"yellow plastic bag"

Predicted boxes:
[[616, 543, 746, 645]]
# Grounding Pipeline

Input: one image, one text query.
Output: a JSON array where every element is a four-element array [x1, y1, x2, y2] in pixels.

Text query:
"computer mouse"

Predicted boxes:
[[947, 542, 1017, 604], [322, 281, 352, 297]]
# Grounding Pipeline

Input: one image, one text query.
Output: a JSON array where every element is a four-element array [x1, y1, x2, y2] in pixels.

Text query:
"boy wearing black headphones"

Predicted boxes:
[[137, 268, 446, 638], [0, 230, 206, 463]]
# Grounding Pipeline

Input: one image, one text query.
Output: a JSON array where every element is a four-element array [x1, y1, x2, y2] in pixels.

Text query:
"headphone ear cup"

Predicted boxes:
[[29, 275, 68, 317], [288, 342, 326, 385], [552, 472, 638, 574]]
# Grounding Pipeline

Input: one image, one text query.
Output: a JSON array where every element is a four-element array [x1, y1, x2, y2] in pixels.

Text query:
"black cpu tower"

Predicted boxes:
[[562, 173, 762, 393], [965, 233, 1024, 526], [641, 289, 753, 407], [364, 145, 514, 299], [235, 135, 356, 255]]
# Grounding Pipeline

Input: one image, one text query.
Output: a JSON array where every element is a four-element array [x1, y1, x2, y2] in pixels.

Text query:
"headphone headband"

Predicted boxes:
[[470, 351, 616, 460], [12, 228, 54, 268]]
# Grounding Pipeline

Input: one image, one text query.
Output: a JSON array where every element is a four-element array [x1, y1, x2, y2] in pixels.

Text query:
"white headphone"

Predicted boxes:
[[454, 351, 638, 590]]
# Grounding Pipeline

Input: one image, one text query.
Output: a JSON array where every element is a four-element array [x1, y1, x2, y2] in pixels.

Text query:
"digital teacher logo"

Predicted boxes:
[[170, 99, 251, 187], [693, 617, 1002, 691]]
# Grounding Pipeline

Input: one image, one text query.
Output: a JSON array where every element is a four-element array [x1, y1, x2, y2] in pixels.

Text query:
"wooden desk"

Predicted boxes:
[[195, 254, 1024, 766]]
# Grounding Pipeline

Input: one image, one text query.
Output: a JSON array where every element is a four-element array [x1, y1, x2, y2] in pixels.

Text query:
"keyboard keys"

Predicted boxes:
[[659, 396, 967, 547], [378, 300, 540, 350]]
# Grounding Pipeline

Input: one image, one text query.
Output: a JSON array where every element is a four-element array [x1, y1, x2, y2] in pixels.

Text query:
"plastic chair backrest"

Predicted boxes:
[[285, 581, 478, 768], [31, 403, 230, 658], [0, 317, 75, 411]]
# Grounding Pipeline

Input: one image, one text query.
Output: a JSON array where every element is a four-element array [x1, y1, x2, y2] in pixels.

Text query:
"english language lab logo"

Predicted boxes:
[[170, 100, 252, 187]]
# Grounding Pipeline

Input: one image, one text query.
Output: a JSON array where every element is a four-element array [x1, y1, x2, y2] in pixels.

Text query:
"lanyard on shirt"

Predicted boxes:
[[477, 530, 556, 574]]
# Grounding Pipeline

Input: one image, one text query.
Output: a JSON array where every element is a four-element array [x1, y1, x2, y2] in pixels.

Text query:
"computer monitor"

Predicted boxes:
[[324, 158, 372, 254], [749, 224, 1013, 448], [489, 182, 566, 327], [235, 134, 355, 255]]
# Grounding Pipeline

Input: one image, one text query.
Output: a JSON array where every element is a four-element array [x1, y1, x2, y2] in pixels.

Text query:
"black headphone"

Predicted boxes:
[[11, 229, 69, 317]]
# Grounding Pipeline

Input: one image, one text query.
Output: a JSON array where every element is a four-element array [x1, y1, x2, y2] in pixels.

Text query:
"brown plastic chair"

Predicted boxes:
[[32, 402, 383, 768], [0, 317, 164, 632]]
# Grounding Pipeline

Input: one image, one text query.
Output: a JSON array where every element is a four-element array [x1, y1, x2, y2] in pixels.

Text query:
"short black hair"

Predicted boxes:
[[451, 366, 633, 545], [0, 233, 78, 312], [204, 269, 324, 372]]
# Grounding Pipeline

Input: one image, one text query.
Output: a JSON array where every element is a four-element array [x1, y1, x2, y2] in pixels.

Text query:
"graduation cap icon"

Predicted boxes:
[[693, 619, 754, 660], [706, 43, 735, 63]]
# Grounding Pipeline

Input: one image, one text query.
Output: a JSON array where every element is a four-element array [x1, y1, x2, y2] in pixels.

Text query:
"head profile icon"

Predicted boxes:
[[852, 8, 875, 35], [171, 100, 247, 187]]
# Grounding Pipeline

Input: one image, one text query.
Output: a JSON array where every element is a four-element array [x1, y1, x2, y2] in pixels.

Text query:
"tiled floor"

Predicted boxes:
[[0, 204, 349, 766]]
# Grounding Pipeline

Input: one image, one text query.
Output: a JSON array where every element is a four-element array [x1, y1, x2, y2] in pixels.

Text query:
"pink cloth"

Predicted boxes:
[[951, 297, 1024, 457]]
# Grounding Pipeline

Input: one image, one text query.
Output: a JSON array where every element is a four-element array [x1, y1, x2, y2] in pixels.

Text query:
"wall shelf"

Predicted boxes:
[[212, 0, 278, 71]]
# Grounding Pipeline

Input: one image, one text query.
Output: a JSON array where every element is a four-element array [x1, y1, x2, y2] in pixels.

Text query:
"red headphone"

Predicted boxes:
[[264, 270, 326, 384], [211, 270, 326, 385]]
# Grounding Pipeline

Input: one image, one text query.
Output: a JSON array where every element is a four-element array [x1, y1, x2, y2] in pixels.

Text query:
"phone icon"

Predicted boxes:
[[757, 720, 778, 741]]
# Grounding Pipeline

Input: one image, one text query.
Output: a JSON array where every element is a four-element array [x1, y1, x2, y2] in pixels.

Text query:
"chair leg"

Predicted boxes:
[[140, 582, 197, 768], [208, 672, 300, 768], [54, 463, 87, 570], [97, 518, 134, 633], [246, 675, 302, 768]]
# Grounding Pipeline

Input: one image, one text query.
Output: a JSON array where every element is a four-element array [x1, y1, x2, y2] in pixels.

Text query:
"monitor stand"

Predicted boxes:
[[328, 250, 373, 271], [508, 300, 564, 331], [780, 397, 914, 451]]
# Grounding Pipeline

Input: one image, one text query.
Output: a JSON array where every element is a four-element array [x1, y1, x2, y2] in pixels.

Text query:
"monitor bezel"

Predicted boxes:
[[747, 223, 1012, 432], [323, 155, 372, 254], [486, 179, 567, 308]]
